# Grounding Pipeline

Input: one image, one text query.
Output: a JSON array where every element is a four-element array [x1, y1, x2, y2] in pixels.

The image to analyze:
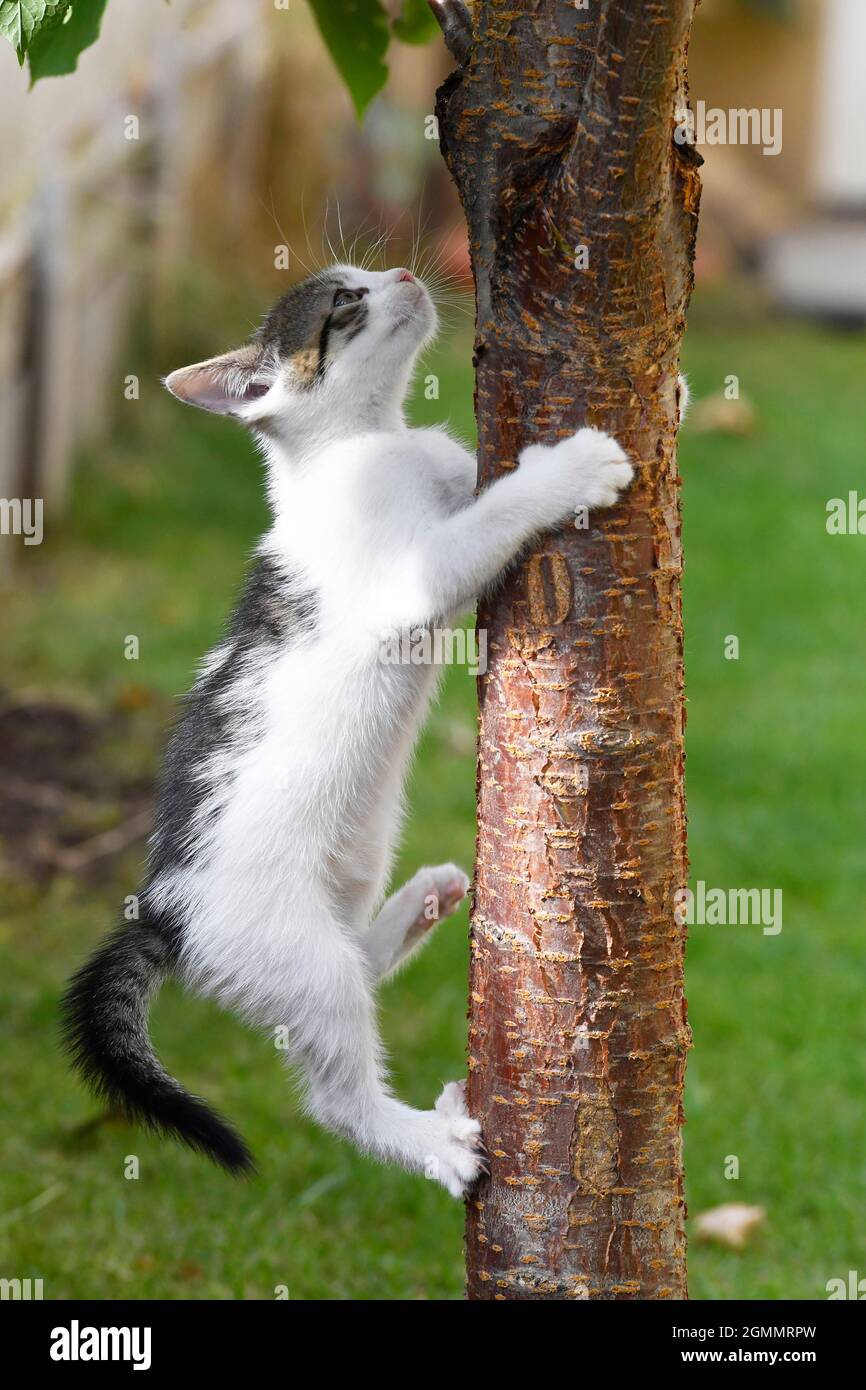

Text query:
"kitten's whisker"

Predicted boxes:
[[361, 222, 393, 272], [342, 212, 379, 271], [335, 196, 350, 266], [322, 195, 341, 269], [258, 190, 317, 280], [415, 239, 464, 286], [430, 289, 474, 313], [410, 199, 438, 278], [415, 257, 456, 292], [409, 203, 431, 279], [300, 191, 324, 276], [348, 217, 372, 267]]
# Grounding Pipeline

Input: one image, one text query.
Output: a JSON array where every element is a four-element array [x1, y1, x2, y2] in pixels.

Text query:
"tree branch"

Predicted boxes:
[[427, 0, 473, 64]]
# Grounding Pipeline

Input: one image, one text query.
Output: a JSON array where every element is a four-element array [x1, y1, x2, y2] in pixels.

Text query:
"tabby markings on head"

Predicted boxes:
[[257, 272, 369, 387]]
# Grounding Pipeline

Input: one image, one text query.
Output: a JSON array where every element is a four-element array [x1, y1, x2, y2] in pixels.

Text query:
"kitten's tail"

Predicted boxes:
[[61, 920, 255, 1176]]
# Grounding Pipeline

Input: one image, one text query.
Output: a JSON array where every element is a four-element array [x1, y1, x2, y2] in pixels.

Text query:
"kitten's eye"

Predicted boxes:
[[333, 290, 361, 309]]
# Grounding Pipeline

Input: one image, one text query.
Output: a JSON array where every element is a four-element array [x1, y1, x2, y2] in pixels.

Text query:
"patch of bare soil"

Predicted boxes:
[[0, 691, 162, 882]]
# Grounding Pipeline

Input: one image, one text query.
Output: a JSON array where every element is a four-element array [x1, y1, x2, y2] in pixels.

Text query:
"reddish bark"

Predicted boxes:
[[432, 0, 701, 1299]]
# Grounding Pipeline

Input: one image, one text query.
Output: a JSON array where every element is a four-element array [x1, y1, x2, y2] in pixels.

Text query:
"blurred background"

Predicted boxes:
[[0, 0, 864, 1300]]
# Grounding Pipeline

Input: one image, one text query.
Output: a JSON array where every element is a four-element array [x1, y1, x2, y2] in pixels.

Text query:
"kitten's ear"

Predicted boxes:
[[164, 344, 269, 415]]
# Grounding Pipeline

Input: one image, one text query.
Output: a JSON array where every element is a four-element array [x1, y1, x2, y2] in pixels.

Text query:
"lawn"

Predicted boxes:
[[1, 284, 864, 1299]]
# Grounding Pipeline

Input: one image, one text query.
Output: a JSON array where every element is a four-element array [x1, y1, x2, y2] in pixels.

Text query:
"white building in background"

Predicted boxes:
[[767, 0, 866, 322], [0, 0, 268, 522], [813, 0, 866, 210]]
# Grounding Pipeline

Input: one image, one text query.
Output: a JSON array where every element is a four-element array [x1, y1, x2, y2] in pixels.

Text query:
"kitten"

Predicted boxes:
[[62, 263, 633, 1196]]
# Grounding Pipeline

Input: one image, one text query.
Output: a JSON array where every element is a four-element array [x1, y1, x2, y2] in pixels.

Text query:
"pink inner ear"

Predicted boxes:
[[169, 368, 238, 414], [165, 346, 264, 415], [242, 381, 270, 401]]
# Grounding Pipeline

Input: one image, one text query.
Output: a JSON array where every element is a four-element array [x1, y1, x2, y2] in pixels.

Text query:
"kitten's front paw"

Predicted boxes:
[[677, 373, 690, 423], [551, 428, 634, 508], [523, 428, 634, 521], [428, 1080, 486, 1199]]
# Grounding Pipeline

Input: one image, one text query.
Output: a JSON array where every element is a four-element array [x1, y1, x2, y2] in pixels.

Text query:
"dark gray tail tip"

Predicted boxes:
[[210, 1131, 257, 1178], [131, 1094, 258, 1178], [117, 1093, 257, 1178]]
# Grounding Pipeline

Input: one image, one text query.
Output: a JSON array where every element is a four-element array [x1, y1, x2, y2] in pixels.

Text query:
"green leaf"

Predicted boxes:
[[28, 0, 107, 82], [307, 0, 390, 119], [0, 0, 69, 62], [393, 0, 438, 45]]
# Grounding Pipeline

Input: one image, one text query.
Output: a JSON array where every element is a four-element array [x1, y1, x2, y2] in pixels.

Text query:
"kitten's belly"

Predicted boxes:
[[220, 641, 439, 863], [173, 644, 440, 1008]]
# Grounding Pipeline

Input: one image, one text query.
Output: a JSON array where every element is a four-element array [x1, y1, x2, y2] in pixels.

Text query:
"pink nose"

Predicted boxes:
[[396, 269, 415, 283]]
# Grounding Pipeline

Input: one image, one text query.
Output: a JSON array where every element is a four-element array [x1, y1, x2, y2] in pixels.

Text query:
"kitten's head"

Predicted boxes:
[[164, 265, 437, 437]]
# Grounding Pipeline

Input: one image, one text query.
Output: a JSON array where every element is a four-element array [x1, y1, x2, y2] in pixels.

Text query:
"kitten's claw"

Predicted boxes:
[[429, 1079, 485, 1198]]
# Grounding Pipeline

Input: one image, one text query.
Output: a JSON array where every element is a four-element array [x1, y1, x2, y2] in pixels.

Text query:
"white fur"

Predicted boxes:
[[158, 264, 635, 1195]]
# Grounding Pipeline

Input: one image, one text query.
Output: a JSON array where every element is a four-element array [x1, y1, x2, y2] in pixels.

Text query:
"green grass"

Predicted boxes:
[[1, 290, 864, 1299]]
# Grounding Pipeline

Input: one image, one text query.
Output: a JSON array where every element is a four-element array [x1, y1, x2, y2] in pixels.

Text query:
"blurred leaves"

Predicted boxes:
[[737, 0, 796, 20], [393, 0, 439, 46], [0, 0, 106, 78], [9, 0, 446, 101]]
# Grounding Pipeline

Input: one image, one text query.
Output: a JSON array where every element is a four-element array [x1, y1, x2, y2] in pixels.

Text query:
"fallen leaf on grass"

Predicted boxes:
[[695, 1203, 765, 1249], [689, 392, 757, 437]]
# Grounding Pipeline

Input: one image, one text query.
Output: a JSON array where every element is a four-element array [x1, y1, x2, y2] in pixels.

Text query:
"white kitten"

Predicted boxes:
[[62, 263, 633, 1196]]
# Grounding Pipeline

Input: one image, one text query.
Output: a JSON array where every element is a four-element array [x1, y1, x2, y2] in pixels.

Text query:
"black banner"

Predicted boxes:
[[3, 1297, 858, 1374]]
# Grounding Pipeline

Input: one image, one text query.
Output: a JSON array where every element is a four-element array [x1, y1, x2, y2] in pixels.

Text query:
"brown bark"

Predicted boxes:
[[432, 0, 701, 1299]]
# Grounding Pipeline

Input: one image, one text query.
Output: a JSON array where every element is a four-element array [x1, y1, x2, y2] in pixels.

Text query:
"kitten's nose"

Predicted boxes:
[[396, 269, 415, 283]]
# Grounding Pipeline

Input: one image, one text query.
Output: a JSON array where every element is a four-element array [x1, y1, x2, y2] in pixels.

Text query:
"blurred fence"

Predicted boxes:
[[0, 0, 270, 563]]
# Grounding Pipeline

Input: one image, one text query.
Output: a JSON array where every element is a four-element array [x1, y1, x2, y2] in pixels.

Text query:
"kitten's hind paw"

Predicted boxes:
[[424, 864, 470, 921], [429, 1080, 486, 1198]]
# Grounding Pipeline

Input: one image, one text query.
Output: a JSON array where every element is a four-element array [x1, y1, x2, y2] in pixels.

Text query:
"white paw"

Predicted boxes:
[[552, 428, 634, 508], [677, 372, 690, 423], [426, 1080, 486, 1198], [523, 428, 634, 518], [421, 863, 470, 923]]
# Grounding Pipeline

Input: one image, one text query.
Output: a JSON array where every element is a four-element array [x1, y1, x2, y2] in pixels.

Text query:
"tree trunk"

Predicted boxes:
[[432, 0, 701, 1300]]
